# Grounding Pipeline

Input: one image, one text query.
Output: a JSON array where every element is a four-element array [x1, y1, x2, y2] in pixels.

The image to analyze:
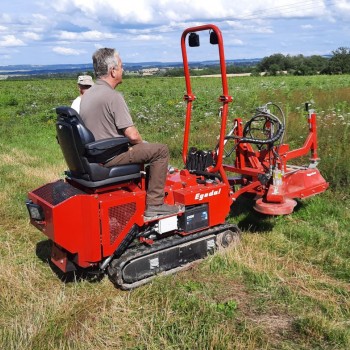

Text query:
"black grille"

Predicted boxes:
[[109, 203, 136, 245], [32, 180, 85, 205]]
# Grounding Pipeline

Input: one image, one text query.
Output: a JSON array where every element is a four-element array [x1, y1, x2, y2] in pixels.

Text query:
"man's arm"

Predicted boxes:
[[123, 126, 143, 144]]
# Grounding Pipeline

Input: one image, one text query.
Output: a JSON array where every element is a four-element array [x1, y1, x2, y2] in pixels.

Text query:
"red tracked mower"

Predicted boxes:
[[26, 24, 328, 289]]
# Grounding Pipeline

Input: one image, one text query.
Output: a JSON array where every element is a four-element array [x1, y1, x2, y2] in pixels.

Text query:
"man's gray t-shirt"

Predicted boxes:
[[80, 79, 134, 140]]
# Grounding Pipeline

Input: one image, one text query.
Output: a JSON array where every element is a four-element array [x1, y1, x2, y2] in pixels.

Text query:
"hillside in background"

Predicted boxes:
[[0, 58, 260, 79], [1, 48, 348, 78]]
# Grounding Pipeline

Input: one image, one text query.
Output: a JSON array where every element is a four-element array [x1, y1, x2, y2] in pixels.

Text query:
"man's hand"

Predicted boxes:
[[123, 126, 143, 144]]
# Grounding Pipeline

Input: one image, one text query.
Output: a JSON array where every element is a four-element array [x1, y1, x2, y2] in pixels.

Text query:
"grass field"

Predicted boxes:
[[0, 75, 349, 349]]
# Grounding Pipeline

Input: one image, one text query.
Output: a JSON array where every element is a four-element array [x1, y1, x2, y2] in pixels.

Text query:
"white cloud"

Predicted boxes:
[[51, 0, 154, 23], [0, 35, 25, 47], [128, 52, 140, 58], [23, 32, 41, 40], [227, 38, 244, 46], [48, 0, 330, 24], [336, 0, 350, 11], [226, 20, 273, 34], [33, 13, 47, 19], [132, 35, 163, 41], [301, 24, 313, 30], [125, 23, 189, 35], [56, 30, 114, 41], [52, 47, 84, 55], [0, 14, 12, 24], [333, 0, 350, 18]]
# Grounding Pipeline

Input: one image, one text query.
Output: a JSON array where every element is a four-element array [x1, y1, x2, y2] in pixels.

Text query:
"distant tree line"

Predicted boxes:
[[256, 53, 327, 76], [158, 46, 350, 77], [256, 47, 350, 76]]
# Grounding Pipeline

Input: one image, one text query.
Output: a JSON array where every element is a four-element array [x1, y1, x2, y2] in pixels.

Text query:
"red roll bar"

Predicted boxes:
[[181, 24, 232, 173]]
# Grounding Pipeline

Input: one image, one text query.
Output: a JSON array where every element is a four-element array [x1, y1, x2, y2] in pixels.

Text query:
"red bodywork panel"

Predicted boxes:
[[28, 180, 147, 269], [168, 170, 231, 227], [28, 182, 101, 267], [27, 169, 232, 271]]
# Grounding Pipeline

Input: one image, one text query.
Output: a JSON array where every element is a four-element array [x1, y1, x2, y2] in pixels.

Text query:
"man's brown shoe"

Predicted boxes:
[[145, 203, 179, 217]]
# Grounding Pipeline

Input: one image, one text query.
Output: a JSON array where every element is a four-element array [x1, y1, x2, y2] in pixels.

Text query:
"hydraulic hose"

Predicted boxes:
[[225, 103, 285, 146], [240, 120, 284, 145]]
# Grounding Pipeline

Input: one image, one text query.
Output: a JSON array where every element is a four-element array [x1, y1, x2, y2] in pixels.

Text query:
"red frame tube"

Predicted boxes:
[[181, 24, 232, 173], [282, 110, 319, 162]]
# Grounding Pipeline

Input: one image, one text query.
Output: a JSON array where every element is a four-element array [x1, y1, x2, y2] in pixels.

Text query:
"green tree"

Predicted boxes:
[[328, 47, 350, 74], [269, 63, 280, 76], [258, 53, 285, 72], [258, 53, 328, 76]]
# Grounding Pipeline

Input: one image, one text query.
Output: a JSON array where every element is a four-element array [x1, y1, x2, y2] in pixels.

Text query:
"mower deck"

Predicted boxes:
[[254, 197, 298, 215]]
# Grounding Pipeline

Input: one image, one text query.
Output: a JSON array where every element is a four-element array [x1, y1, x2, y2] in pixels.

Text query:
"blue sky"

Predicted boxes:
[[0, 0, 349, 66]]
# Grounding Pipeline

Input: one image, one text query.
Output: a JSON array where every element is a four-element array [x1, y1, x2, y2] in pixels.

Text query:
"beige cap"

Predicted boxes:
[[77, 75, 94, 86]]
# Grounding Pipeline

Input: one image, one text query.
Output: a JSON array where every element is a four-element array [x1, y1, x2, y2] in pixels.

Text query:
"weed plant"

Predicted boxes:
[[0, 75, 349, 349]]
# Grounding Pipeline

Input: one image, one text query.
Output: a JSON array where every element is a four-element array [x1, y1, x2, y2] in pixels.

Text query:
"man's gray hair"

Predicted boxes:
[[92, 48, 120, 78]]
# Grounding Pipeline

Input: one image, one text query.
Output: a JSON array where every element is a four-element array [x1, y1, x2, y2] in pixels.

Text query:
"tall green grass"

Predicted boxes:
[[0, 75, 350, 349]]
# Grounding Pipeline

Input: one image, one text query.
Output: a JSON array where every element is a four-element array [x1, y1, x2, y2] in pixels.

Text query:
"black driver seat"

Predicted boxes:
[[56, 106, 141, 188]]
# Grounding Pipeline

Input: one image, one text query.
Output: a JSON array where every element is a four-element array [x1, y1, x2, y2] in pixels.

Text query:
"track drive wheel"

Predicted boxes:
[[107, 259, 124, 289], [216, 225, 241, 251]]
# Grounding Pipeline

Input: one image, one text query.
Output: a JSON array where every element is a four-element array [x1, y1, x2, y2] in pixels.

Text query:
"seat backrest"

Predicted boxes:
[[56, 106, 95, 176], [55, 106, 142, 187]]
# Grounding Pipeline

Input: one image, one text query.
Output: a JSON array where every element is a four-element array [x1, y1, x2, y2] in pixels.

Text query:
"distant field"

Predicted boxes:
[[0, 75, 349, 349]]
